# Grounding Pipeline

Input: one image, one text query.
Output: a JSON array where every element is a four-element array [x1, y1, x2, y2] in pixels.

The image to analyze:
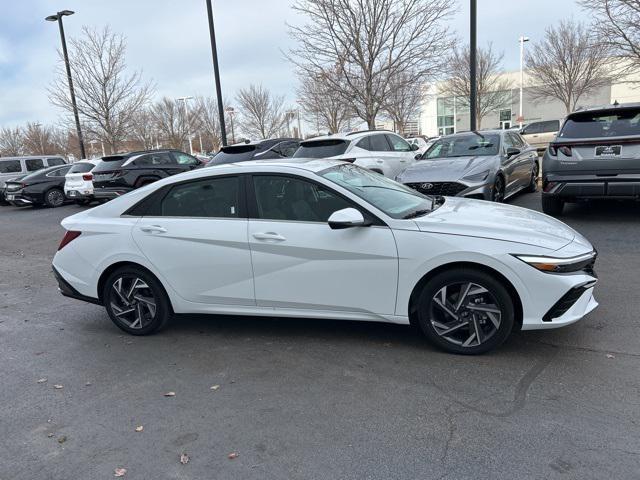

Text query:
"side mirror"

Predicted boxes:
[[410, 143, 419, 151], [414, 153, 423, 160], [328, 208, 369, 229], [506, 147, 520, 158]]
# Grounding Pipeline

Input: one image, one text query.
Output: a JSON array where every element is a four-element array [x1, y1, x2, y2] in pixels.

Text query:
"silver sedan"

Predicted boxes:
[[395, 130, 539, 202]]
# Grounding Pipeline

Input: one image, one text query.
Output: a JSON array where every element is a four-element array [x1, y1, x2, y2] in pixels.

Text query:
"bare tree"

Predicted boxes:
[[526, 20, 613, 114], [440, 44, 513, 129], [288, 0, 453, 129], [194, 96, 223, 152], [0, 127, 24, 156], [130, 109, 157, 151], [297, 73, 355, 134], [49, 26, 152, 154], [382, 73, 424, 135], [236, 84, 286, 139], [22, 123, 61, 155], [580, 0, 640, 72], [150, 97, 191, 150]]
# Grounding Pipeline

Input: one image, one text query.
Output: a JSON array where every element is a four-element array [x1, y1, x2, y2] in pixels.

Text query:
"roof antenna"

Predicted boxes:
[[613, 100, 620, 107]]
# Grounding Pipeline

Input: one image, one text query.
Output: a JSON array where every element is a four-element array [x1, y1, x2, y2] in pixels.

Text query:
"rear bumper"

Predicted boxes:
[[543, 173, 640, 199], [4, 191, 34, 205], [52, 266, 101, 305], [65, 187, 94, 200], [93, 187, 132, 199]]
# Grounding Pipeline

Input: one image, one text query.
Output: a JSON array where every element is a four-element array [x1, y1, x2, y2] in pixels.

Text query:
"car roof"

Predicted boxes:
[[0, 155, 65, 161], [303, 130, 396, 142], [440, 130, 505, 139]]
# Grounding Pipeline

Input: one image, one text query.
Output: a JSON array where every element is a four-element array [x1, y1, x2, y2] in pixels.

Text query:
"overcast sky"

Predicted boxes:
[[0, 0, 587, 127]]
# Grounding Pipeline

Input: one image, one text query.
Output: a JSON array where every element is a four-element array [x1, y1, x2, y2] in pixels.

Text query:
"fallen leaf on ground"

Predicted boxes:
[[164, 391, 176, 397], [57, 435, 67, 444], [114, 467, 127, 477], [135, 426, 143, 432], [210, 385, 220, 391], [180, 453, 189, 464], [47, 433, 54, 438], [53, 384, 63, 390], [37, 378, 47, 384], [85, 382, 92, 386], [606, 353, 615, 359], [228, 452, 239, 459]]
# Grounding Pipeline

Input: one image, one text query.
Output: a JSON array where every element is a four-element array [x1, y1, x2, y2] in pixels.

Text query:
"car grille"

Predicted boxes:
[[543, 285, 590, 322], [406, 182, 467, 196]]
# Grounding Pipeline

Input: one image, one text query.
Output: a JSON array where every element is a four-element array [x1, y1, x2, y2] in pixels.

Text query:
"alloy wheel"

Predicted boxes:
[[492, 177, 505, 202], [47, 189, 65, 207], [109, 275, 157, 330], [429, 282, 502, 348]]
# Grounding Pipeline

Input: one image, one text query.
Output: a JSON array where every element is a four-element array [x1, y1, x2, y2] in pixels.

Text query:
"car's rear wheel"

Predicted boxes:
[[44, 188, 65, 208], [75, 199, 91, 206], [541, 195, 564, 216], [525, 162, 539, 193], [491, 175, 505, 202], [103, 266, 171, 335], [416, 268, 515, 354]]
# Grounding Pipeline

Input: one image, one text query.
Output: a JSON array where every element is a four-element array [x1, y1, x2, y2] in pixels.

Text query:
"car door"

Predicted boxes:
[[247, 174, 398, 316], [508, 133, 536, 188], [131, 174, 255, 306], [500, 133, 521, 194]]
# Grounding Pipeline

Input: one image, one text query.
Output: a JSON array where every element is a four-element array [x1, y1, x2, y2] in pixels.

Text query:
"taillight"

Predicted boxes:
[[82, 173, 93, 181], [548, 145, 557, 156], [543, 181, 557, 193], [548, 145, 572, 157], [58, 230, 81, 251], [559, 146, 572, 157]]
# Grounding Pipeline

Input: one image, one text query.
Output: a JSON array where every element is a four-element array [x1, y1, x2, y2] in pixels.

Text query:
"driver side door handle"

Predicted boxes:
[[253, 232, 286, 242], [140, 225, 167, 234]]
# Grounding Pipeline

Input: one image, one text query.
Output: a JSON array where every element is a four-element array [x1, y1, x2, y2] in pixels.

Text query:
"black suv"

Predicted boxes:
[[207, 138, 300, 166], [542, 103, 640, 216], [93, 149, 202, 200]]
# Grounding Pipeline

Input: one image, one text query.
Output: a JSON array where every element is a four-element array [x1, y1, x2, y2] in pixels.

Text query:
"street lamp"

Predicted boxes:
[[205, 0, 228, 146], [469, 0, 477, 131], [224, 107, 235, 144], [518, 35, 530, 129], [176, 96, 194, 154], [45, 10, 86, 159]]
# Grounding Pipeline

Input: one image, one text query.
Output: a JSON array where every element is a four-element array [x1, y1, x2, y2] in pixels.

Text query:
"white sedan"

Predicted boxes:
[[52, 159, 598, 354]]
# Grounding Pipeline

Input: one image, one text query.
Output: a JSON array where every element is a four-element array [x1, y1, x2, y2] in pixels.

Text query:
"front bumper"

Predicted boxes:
[[543, 173, 640, 199]]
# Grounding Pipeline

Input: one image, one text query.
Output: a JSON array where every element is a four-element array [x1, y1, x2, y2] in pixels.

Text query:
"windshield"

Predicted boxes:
[[560, 108, 640, 138], [293, 139, 348, 158], [319, 163, 435, 219], [208, 145, 257, 166], [423, 134, 500, 159]]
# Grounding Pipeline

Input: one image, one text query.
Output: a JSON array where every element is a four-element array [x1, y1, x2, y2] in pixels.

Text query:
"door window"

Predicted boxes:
[[542, 120, 560, 133], [47, 166, 72, 177], [385, 134, 412, 152], [133, 152, 174, 166], [502, 133, 517, 151], [511, 133, 526, 148], [46, 157, 65, 166], [369, 134, 391, 152], [0, 160, 21, 173], [159, 176, 240, 218], [174, 152, 200, 165], [356, 137, 372, 151], [26, 159, 45, 171], [253, 175, 352, 222], [522, 122, 542, 135]]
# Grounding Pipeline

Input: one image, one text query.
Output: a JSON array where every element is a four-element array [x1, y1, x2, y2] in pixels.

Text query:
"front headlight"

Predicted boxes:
[[461, 170, 490, 182], [513, 251, 597, 274]]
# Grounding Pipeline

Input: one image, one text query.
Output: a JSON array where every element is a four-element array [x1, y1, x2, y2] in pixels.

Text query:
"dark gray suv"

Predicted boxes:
[[541, 103, 640, 216]]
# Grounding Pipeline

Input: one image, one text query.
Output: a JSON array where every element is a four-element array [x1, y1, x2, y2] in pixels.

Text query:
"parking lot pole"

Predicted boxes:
[[469, 0, 477, 132], [205, 0, 228, 147]]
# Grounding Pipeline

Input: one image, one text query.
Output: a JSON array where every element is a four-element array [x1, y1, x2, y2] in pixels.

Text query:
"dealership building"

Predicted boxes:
[[401, 69, 640, 138]]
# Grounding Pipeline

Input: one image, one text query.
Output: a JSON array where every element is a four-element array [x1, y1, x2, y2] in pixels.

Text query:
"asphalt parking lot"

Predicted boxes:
[[1, 193, 639, 480]]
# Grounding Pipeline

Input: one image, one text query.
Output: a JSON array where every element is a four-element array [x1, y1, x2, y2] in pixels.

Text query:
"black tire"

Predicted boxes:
[[75, 199, 91, 206], [525, 162, 539, 193], [44, 188, 65, 208], [415, 268, 515, 355], [102, 266, 172, 335], [491, 175, 505, 202], [541, 195, 564, 216]]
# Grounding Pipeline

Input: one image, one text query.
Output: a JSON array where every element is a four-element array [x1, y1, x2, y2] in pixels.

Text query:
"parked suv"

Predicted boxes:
[[207, 138, 300, 166], [64, 159, 101, 204], [0, 156, 67, 204], [293, 130, 420, 178], [542, 103, 640, 215], [520, 120, 561, 153], [92, 149, 202, 200]]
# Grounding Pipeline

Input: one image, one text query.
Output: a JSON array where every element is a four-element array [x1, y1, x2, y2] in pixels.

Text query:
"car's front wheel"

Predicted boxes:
[[103, 266, 172, 335], [491, 175, 505, 202], [415, 268, 515, 354]]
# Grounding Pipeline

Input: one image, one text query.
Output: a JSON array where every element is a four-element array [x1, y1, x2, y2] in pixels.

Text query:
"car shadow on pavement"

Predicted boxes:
[[560, 199, 640, 221]]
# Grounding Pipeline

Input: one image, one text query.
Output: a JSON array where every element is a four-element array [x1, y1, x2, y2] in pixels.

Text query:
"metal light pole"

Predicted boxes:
[[177, 96, 194, 154], [46, 10, 86, 159], [224, 107, 235, 144], [469, 0, 478, 132], [518, 35, 530, 129], [205, 0, 228, 146]]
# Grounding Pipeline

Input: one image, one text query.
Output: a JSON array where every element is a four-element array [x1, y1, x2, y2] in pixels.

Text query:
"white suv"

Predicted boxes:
[[64, 159, 101, 204], [293, 130, 419, 178]]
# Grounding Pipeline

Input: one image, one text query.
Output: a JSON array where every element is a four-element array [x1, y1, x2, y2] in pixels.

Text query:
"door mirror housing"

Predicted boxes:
[[328, 208, 369, 229], [410, 143, 419, 151], [506, 147, 520, 158], [414, 153, 423, 160]]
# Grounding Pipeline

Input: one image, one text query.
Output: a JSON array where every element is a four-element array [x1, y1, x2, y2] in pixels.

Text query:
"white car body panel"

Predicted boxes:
[[64, 160, 101, 197], [52, 159, 598, 333]]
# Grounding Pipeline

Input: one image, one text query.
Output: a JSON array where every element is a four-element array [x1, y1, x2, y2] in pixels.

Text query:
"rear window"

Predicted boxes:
[[293, 139, 349, 158], [68, 162, 95, 174], [208, 145, 257, 166], [47, 157, 66, 166], [93, 156, 126, 172], [560, 109, 640, 139], [0, 160, 21, 174]]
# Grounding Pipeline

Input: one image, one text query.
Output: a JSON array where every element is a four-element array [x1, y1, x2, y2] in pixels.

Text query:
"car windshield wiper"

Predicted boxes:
[[403, 208, 432, 219]]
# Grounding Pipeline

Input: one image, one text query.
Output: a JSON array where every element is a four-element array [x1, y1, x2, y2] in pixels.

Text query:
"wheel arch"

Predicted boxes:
[[97, 261, 174, 313], [407, 261, 523, 331], [135, 175, 161, 188]]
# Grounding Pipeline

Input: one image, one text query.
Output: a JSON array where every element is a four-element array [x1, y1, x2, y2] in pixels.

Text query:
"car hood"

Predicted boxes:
[[397, 156, 494, 182], [413, 197, 579, 251]]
